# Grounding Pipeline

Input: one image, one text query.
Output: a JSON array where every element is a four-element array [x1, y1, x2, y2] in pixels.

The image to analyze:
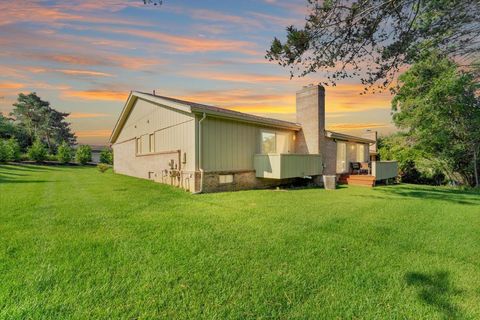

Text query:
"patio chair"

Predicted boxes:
[[350, 162, 361, 174], [360, 162, 370, 175]]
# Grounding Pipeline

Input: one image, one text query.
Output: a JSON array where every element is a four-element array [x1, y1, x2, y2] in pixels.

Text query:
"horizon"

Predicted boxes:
[[0, 0, 396, 145]]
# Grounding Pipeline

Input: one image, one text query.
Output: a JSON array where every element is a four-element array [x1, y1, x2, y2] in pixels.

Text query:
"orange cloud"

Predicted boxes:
[[185, 71, 289, 83], [68, 112, 110, 119], [27, 53, 106, 66], [63, 90, 128, 101], [75, 129, 112, 138], [56, 69, 113, 77], [99, 27, 259, 55], [23, 52, 161, 70], [0, 82, 24, 90], [326, 85, 392, 112], [175, 89, 294, 114], [173, 85, 393, 116], [327, 123, 389, 130]]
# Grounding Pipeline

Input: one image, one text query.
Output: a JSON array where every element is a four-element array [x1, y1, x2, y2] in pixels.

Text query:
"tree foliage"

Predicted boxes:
[[0, 140, 7, 163], [143, 0, 163, 5], [0, 114, 16, 139], [76, 145, 92, 165], [391, 53, 480, 187], [99, 148, 113, 165], [57, 141, 73, 164], [266, 0, 480, 90], [10, 93, 76, 152], [378, 133, 446, 185], [5, 138, 21, 162], [27, 139, 48, 163]]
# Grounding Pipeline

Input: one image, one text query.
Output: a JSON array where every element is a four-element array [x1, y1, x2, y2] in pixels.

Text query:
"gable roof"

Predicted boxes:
[[325, 130, 375, 144], [109, 91, 301, 143]]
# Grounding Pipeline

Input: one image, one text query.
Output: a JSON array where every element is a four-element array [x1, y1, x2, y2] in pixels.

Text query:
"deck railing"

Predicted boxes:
[[254, 154, 323, 179], [371, 161, 398, 181]]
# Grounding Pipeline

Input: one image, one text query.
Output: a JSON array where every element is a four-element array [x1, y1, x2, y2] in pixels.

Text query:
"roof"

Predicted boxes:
[[110, 91, 301, 143], [325, 130, 376, 144]]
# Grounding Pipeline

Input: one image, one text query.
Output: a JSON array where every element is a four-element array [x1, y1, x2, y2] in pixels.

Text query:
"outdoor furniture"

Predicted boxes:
[[350, 162, 361, 174], [360, 162, 370, 175]]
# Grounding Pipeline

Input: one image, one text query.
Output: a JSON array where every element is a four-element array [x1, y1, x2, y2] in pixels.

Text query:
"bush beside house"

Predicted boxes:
[[99, 148, 113, 165]]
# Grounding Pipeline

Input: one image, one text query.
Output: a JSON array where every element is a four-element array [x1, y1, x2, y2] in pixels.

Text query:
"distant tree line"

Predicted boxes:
[[0, 92, 113, 166]]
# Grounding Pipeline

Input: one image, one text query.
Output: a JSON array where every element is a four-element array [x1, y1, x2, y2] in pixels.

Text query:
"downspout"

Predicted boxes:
[[192, 112, 206, 194]]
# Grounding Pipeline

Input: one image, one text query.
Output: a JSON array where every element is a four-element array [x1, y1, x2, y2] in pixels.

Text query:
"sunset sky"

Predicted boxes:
[[0, 0, 396, 145]]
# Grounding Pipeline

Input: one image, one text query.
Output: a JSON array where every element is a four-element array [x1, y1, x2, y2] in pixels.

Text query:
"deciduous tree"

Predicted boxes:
[[392, 53, 480, 187], [267, 0, 480, 91]]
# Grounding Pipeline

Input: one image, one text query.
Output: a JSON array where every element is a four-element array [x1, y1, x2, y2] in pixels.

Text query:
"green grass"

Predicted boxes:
[[1, 164, 479, 319]]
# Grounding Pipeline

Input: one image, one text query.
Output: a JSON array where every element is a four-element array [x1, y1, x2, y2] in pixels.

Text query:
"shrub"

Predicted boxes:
[[46, 154, 57, 161], [99, 148, 113, 165], [27, 140, 47, 162], [0, 140, 7, 163], [5, 138, 21, 161], [57, 142, 73, 164], [97, 163, 110, 173], [76, 145, 92, 165]]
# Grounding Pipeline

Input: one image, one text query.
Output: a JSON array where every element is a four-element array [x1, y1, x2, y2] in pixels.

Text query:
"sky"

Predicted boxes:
[[0, 0, 396, 145]]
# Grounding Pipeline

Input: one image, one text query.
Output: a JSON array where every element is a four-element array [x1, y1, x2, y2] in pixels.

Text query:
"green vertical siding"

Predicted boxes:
[[201, 117, 295, 172]]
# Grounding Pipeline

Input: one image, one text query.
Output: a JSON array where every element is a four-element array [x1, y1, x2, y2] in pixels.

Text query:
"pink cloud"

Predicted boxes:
[[0, 1, 151, 27]]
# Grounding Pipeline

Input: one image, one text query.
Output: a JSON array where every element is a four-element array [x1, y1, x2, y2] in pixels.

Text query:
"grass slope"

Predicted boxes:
[[0, 164, 479, 319]]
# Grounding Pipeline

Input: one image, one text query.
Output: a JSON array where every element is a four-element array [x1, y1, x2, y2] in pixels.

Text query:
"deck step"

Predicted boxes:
[[338, 174, 375, 187]]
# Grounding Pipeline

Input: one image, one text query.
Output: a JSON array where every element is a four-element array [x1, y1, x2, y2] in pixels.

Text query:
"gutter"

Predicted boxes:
[[192, 112, 207, 194]]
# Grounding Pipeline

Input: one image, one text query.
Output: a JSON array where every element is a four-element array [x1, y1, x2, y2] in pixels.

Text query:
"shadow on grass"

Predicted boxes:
[[0, 164, 57, 184], [0, 164, 53, 172], [0, 171, 27, 176], [406, 271, 463, 319], [377, 185, 480, 206], [0, 176, 51, 184]]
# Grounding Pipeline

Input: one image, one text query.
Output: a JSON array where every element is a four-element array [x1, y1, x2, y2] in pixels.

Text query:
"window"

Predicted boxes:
[[136, 138, 142, 155], [219, 174, 233, 184], [356, 144, 365, 162], [336, 142, 347, 173], [261, 131, 276, 154], [149, 134, 155, 153]]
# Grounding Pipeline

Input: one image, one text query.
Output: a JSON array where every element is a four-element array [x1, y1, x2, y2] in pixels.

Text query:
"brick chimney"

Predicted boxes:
[[295, 84, 326, 154]]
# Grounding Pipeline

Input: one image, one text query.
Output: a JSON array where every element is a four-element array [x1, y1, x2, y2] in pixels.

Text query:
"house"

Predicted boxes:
[[109, 84, 398, 192]]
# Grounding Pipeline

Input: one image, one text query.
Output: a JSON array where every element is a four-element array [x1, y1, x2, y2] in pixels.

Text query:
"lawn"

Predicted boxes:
[[0, 164, 479, 319]]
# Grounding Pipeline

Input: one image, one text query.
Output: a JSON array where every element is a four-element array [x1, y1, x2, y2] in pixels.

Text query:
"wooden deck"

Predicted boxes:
[[338, 174, 376, 187]]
